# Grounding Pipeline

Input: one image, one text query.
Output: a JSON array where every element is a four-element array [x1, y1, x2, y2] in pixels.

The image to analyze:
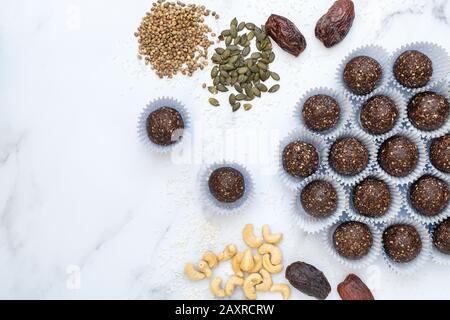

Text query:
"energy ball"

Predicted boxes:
[[360, 95, 399, 135], [394, 50, 433, 88], [208, 167, 245, 203], [343, 56, 382, 95], [302, 94, 341, 132], [333, 221, 373, 260], [378, 136, 419, 177], [430, 135, 450, 173], [283, 141, 319, 178], [410, 175, 449, 217], [383, 224, 422, 263], [353, 178, 391, 218], [408, 91, 449, 131], [300, 180, 338, 218], [146, 107, 185, 146], [329, 138, 369, 176], [433, 218, 450, 254]]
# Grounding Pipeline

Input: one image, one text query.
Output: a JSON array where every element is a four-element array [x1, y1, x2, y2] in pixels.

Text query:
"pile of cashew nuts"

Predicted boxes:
[[184, 224, 291, 300]]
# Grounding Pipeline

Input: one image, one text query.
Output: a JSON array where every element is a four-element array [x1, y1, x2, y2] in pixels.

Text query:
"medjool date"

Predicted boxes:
[[265, 14, 307, 57], [315, 0, 355, 48], [337, 274, 374, 300], [285, 261, 331, 300]]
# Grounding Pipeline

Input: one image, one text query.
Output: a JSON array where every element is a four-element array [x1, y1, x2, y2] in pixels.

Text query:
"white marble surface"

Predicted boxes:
[[0, 0, 449, 300]]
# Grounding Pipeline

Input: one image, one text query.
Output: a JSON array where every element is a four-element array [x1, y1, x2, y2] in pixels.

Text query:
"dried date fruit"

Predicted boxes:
[[315, 0, 355, 48], [265, 14, 307, 57], [337, 274, 374, 300], [285, 261, 331, 300]]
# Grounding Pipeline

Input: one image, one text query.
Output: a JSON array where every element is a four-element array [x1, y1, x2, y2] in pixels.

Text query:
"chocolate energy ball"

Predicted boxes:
[[300, 180, 338, 218], [333, 221, 373, 260], [410, 175, 449, 217], [378, 136, 419, 177], [353, 178, 391, 218], [360, 95, 399, 135], [343, 56, 382, 95], [430, 135, 450, 173], [146, 107, 185, 146], [283, 141, 319, 178], [394, 50, 433, 88], [329, 138, 369, 176], [408, 91, 449, 131], [433, 218, 450, 254], [208, 167, 245, 203], [383, 224, 422, 263], [302, 94, 341, 132]]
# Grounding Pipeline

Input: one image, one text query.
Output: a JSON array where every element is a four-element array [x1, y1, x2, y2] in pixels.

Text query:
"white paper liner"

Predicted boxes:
[[404, 170, 450, 225], [290, 174, 346, 234], [277, 131, 328, 191], [199, 161, 254, 216], [137, 97, 191, 154], [430, 223, 450, 266], [347, 171, 402, 226], [374, 128, 427, 186], [336, 45, 391, 101], [324, 219, 382, 269], [293, 87, 352, 139], [391, 42, 450, 94], [352, 88, 408, 142], [402, 81, 450, 140], [324, 129, 377, 187], [381, 218, 432, 276]]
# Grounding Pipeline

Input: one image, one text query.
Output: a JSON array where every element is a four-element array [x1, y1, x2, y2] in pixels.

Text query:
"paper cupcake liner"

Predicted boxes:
[[291, 174, 346, 234], [336, 45, 392, 101], [430, 223, 450, 266], [323, 129, 378, 187], [199, 161, 254, 216], [277, 131, 328, 191], [374, 128, 427, 186], [347, 171, 402, 226], [381, 218, 432, 276], [391, 42, 450, 94], [293, 87, 352, 140], [402, 81, 450, 139], [352, 88, 408, 142], [324, 219, 382, 269], [137, 97, 191, 154], [404, 169, 450, 225]]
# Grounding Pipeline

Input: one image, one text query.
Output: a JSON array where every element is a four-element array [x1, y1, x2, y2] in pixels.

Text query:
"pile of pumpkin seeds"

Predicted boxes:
[[207, 18, 280, 111]]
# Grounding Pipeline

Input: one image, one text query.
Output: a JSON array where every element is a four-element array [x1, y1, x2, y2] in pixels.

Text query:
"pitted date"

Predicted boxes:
[[337, 274, 374, 300], [315, 0, 355, 48], [285, 261, 331, 300], [265, 14, 307, 57]]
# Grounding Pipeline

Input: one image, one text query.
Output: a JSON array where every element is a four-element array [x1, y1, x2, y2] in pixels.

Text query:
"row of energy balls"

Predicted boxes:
[[282, 47, 449, 267]]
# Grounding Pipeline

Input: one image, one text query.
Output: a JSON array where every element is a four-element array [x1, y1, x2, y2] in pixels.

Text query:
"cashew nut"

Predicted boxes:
[[258, 243, 282, 265], [184, 263, 206, 281], [242, 224, 263, 248], [262, 254, 283, 274], [218, 244, 237, 261], [225, 275, 244, 296], [248, 254, 263, 273], [240, 248, 255, 272], [256, 269, 272, 292], [231, 252, 244, 277], [270, 283, 291, 300], [210, 277, 226, 298], [243, 273, 263, 300], [262, 225, 283, 244], [198, 260, 212, 278], [202, 251, 218, 268]]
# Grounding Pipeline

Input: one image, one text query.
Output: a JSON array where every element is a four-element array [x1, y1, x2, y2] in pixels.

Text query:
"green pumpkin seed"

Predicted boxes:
[[270, 72, 280, 81], [236, 94, 247, 101], [257, 62, 268, 70], [225, 36, 232, 46], [238, 22, 245, 31], [269, 84, 280, 93], [222, 49, 231, 59], [247, 31, 255, 41], [234, 83, 243, 93], [251, 52, 261, 59], [229, 93, 236, 105], [230, 17, 238, 28], [213, 77, 220, 86], [252, 86, 261, 97], [245, 23, 256, 30], [230, 26, 237, 39], [223, 64, 234, 71], [217, 84, 228, 92], [269, 52, 276, 63], [211, 66, 219, 78], [234, 36, 241, 46], [243, 103, 252, 111], [256, 83, 268, 92], [238, 67, 248, 74], [221, 30, 231, 37], [227, 45, 239, 51], [209, 98, 220, 107], [208, 86, 218, 94], [242, 46, 251, 57], [229, 55, 239, 64], [215, 48, 225, 55], [232, 102, 241, 112]]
